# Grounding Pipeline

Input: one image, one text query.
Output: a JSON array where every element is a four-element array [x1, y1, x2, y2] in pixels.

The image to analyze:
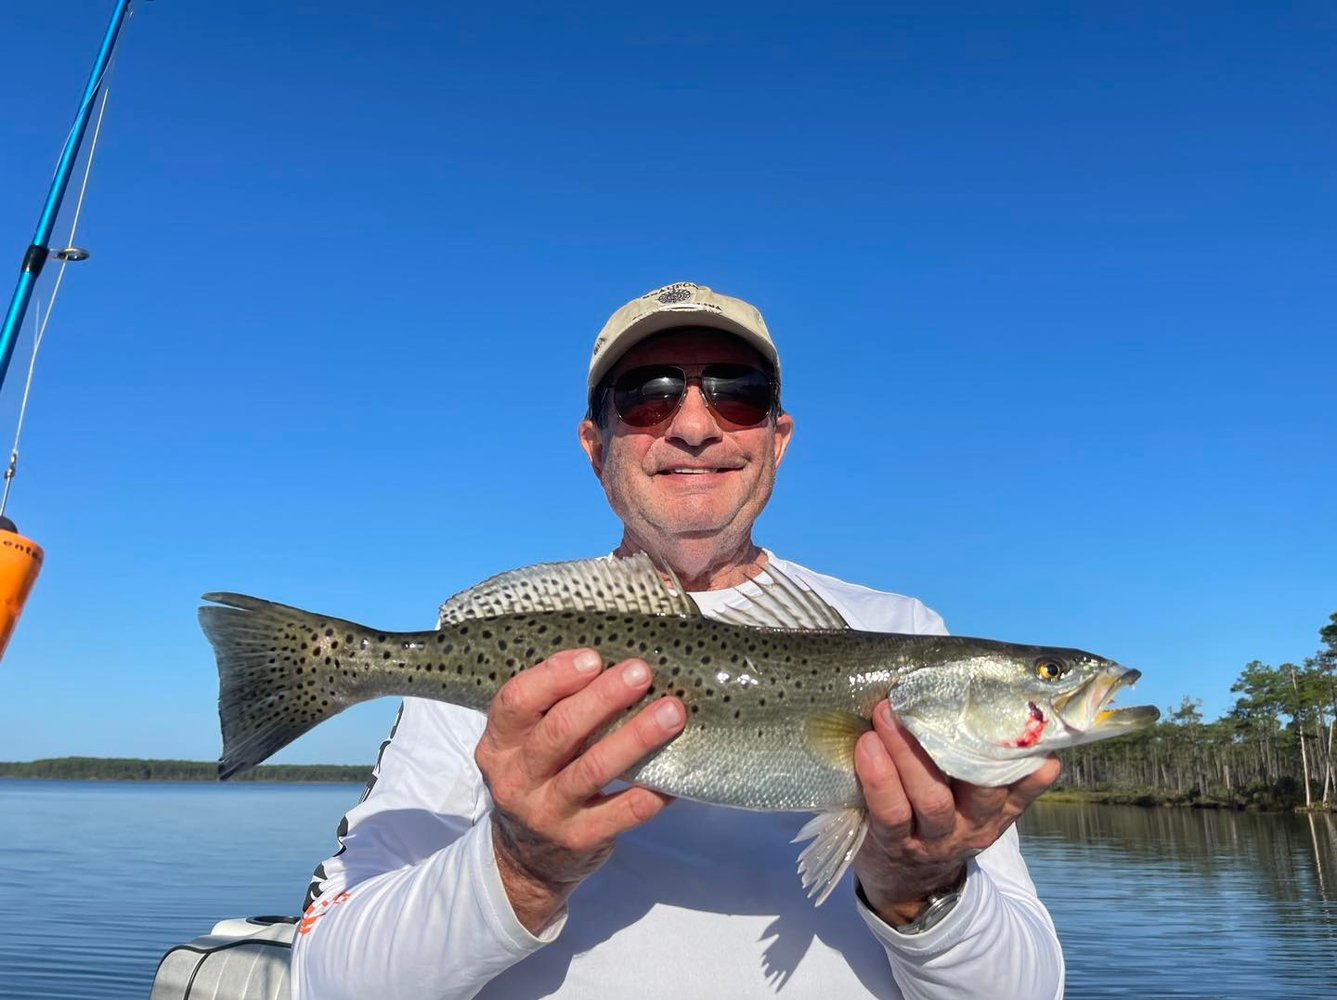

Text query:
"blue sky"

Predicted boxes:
[[0, 1, 1331, 765]]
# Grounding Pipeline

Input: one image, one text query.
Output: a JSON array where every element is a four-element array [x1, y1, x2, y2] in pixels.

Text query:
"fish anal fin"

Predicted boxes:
[[793, 807, 869, 905], [803, 710, 871, 771]]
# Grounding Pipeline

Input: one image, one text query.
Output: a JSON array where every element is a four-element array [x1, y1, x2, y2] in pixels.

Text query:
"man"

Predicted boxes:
[[291, 283, 1065, 999]]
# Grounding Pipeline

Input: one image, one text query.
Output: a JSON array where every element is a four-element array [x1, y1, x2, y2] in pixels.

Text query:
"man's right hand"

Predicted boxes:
[[475, 648, 686, 933]]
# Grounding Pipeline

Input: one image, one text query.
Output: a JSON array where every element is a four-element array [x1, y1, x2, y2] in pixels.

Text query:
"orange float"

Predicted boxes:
[[0, 517, 42, 660]]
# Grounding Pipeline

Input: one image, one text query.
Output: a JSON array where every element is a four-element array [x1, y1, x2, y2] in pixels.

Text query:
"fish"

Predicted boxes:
[[198, 554, 1158, 904]]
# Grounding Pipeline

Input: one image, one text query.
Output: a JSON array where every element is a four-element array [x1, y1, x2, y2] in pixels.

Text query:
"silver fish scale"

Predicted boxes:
[[337, 610, 906, 811]]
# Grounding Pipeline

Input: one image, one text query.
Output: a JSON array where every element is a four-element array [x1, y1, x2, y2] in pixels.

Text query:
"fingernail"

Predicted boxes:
[[574, 651, 602, 674], [622, 661, 650, 686], [655, 699, 683, 729]]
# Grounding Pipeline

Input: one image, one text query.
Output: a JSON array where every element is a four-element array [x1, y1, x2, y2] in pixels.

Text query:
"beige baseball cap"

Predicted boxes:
[[587, 282, 780, 395]]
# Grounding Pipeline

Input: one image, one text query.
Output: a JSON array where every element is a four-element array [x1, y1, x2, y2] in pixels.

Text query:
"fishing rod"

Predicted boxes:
[[0, 0, 139, 661]]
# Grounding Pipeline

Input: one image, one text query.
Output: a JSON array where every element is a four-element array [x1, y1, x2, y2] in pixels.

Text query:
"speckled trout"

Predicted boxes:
[[199, 555, 1157, 903]]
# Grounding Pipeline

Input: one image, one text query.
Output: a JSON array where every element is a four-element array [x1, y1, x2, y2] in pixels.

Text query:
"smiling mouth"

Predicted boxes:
[[658, 467, 738, 475]]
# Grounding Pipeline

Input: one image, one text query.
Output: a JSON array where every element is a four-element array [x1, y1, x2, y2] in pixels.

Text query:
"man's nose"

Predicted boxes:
[[665, 385, 723, 446]]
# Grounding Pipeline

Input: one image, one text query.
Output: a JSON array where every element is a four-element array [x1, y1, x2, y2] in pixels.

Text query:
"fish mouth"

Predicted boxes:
[[1053, 667, 1159, 735]]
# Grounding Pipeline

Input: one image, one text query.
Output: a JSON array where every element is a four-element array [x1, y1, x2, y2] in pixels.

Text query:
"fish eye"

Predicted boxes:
[[1034, 657, 1069, 682]]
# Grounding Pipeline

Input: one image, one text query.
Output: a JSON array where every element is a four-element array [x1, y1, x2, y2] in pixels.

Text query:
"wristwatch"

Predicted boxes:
[[891, 884, 963, 935]]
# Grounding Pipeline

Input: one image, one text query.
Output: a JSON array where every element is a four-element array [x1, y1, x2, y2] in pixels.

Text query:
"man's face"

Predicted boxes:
[[578, 328, 794, 553]]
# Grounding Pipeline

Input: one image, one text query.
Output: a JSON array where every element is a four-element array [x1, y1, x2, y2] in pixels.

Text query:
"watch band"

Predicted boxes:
[[891, 885, 962, 935]]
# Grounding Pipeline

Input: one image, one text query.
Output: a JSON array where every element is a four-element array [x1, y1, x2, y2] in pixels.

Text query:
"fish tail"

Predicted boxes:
[[199, 592, 366, 780]]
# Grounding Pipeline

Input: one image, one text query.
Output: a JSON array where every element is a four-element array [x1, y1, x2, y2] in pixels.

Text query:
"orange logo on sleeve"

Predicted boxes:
[[297, 890, 351, 936]]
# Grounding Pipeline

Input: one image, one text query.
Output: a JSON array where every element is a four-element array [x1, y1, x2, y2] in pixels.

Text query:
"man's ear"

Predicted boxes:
[[578, 418, 605, 478], [772, 412, 794, 469]]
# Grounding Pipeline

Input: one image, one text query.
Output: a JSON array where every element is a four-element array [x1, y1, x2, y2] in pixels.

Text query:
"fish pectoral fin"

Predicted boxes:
[[792, 807, 869, 906], [803, 710, 871, 771]]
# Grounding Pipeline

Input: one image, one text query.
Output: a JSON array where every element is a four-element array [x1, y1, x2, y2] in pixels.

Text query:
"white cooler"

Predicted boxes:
[[150, 915, 297, 1000]]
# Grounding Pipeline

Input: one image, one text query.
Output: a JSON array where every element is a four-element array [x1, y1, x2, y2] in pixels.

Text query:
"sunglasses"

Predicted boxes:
[[603, 363, 778, 428]]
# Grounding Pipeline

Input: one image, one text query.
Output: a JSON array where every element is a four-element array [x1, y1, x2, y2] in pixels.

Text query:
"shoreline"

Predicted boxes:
[[1040, 787, 1334, 814], [0, 757, 371, 783]]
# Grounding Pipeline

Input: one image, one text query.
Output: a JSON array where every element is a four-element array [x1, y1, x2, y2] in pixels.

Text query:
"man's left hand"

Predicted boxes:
[[851, 700, 1061, 927]]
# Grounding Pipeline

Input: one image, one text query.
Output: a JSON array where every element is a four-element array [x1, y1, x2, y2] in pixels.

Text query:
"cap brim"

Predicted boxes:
[[587, 308, 778, 391]]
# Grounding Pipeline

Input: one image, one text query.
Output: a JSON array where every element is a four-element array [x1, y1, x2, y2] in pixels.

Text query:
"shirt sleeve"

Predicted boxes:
[[856, 826, 1065, 1000], [289, 698, 564, 1000]]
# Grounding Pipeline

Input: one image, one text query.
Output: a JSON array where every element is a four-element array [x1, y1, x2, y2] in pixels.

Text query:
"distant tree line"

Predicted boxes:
[[1058, 612, 1337, 811], [0, 757, 373, 783]]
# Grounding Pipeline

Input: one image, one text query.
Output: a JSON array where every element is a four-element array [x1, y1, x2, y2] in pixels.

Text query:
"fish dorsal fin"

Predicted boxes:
[[437, 554, 698, 626], [708, 563, 851, 631]]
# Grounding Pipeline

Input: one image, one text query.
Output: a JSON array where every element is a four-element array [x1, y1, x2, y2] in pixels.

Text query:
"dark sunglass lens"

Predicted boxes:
[[613, 367, 686, 427], [703, 366, 774, 425]]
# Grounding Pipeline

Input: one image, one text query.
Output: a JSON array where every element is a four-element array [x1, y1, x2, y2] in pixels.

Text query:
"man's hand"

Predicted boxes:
[[475, 648, 685, 933], [851, 701, 1061, 927]]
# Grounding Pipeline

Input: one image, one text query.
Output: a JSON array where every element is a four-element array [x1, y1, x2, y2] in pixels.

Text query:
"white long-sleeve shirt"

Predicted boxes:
[[291, 556, 1065, 999]]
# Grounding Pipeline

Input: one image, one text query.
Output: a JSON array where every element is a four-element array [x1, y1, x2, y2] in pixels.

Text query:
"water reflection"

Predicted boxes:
[[1309, 812, 1335, 903], [1020, 802, 1337, 999], [2, 783, 1335, 1000]]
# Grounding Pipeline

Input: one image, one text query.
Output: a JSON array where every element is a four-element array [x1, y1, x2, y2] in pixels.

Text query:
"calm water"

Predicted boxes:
[[1, 781, 1334, 999]]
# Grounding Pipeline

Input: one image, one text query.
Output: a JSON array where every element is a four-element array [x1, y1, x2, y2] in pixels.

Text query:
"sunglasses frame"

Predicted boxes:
[[595, 363, 779, 429]]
